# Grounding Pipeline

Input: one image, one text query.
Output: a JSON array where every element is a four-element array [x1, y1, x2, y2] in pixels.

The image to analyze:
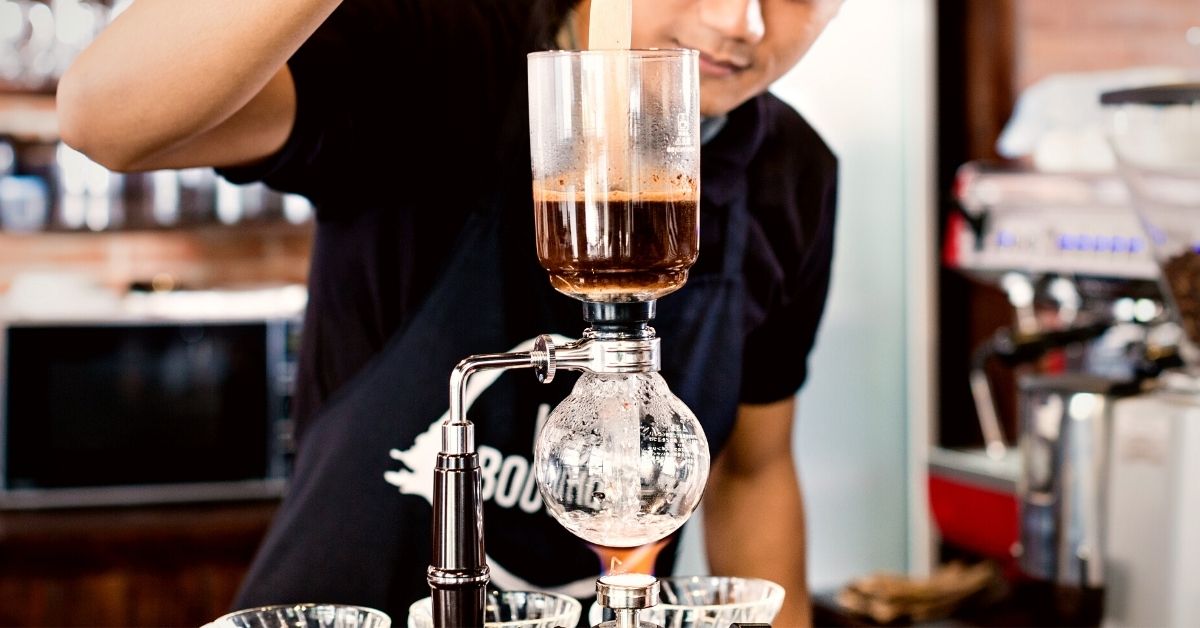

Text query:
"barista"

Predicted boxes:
[[56, 0, 842, 625]]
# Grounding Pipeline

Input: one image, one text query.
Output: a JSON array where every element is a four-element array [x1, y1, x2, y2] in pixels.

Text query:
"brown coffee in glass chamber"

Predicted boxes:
[[534, 189, 698, 302]]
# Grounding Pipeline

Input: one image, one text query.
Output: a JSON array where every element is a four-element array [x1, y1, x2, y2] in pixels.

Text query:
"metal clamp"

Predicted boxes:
[[532, 334, 558, 383]]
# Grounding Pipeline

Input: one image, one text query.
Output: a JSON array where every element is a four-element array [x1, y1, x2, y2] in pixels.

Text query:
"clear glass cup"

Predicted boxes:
[[527, 49, 700, 303], [587, 576, 784, 628], [407, 591, 582, 628], [203, 603, 391, 628]]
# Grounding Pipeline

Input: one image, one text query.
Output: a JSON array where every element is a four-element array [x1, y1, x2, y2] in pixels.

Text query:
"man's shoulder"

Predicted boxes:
[[756, 92, 837, 173]]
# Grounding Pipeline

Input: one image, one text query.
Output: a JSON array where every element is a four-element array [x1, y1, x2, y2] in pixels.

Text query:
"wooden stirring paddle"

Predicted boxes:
[[583, 0, 633, 194], [587, 0, 632, 50]]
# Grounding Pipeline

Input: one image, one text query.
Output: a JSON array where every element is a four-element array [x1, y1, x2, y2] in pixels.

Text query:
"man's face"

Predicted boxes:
[[630, 0, 843, 117]]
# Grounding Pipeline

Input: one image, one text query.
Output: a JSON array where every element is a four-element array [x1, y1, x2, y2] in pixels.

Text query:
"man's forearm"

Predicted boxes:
[[58, 0, 339, 170], [704, 452, 810, 627]]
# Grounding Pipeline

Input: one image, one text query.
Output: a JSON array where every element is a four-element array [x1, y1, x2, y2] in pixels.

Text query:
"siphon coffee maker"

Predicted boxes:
[[426, 49, 708, 628]]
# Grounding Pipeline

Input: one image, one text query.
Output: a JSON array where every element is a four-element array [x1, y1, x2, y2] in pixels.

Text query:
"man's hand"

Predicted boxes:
[[704, 396, 810, 627]]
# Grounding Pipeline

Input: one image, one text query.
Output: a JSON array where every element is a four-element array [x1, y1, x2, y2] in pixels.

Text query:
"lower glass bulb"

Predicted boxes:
[[534, 372, 710, 548]]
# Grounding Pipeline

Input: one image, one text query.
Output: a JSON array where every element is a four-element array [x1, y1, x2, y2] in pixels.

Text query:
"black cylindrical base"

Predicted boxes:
[[430, 452, 488, 628], [432, 586, 486, 628], [583, 301, 656, 334]]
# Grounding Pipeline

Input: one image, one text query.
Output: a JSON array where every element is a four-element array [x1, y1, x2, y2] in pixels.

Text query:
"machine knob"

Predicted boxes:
[[532, 334, 557, 383]]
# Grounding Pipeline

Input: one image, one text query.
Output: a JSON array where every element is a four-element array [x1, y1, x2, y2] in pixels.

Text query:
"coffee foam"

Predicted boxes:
[[533, 173, 697, 203]]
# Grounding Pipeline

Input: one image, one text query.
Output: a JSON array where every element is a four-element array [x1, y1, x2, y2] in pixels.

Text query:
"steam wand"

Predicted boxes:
[[428, 302, 660, 628]]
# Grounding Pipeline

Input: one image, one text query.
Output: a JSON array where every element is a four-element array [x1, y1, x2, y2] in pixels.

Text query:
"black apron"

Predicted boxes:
[[233, 160, 752, 624]]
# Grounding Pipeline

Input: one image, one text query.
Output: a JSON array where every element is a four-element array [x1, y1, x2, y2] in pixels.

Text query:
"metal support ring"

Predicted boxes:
[[532, 334, 557, 383]]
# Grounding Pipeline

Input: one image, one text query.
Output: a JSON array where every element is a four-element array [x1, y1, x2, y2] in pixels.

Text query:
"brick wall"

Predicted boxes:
[[1015, 0, 1200, 90]]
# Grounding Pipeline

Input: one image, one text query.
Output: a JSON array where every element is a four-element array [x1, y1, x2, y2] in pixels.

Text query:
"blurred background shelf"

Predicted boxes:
[[0, 500, 279, 627], [0, 222, 313, 294], [0, 92, 57, 143]]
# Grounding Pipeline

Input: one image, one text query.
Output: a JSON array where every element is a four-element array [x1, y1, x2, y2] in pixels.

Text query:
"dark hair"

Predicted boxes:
[[528, 0, 585, 50]]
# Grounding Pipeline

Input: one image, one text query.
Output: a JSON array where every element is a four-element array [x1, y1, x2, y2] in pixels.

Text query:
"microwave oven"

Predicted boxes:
[[0, 317, 299, 509]]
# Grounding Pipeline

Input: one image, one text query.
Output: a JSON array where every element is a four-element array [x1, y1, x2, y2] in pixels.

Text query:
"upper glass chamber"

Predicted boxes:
[[527, 49, 700, 303]]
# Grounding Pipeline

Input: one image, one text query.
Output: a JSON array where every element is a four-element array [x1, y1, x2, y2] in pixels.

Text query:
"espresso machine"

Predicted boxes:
[[1090, 83, 1200, 628], [425, 49, 709, 628], [939, 86, 1200, 627], [1004, 84, 1200, 627], [933, 159, 1166, 574]]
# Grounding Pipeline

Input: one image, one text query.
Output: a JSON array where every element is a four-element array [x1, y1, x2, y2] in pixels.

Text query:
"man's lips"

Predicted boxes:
[[697, 51, 749, 78]]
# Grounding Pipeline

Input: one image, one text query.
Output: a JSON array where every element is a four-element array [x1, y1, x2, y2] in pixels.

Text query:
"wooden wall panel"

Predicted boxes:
[[0, 502, 276, 627]]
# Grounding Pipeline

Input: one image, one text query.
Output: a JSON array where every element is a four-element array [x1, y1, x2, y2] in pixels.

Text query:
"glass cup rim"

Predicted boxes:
[[528, 48, 698, 61], [408, 591, 583, 627], [651, 575, 785, 611], [206, 602, 391, 626]]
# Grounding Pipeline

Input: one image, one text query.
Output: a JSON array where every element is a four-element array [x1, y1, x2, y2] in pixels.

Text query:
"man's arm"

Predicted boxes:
[[704, 396, 810, 627], [56, 0, 342, 172]]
